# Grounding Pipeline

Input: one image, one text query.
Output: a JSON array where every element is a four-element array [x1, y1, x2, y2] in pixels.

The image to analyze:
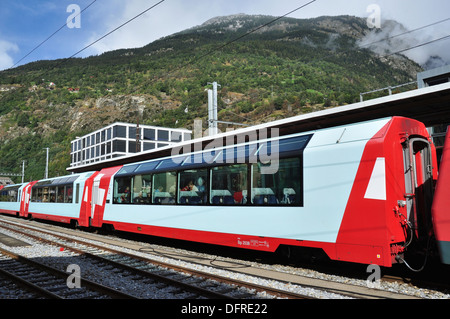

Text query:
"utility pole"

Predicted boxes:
[[207, 82, 220, 136], [136, 119, 141, 153], [21, 161, 25, 183], [44, 148, 49, 179], [207, 89, 214, 135]]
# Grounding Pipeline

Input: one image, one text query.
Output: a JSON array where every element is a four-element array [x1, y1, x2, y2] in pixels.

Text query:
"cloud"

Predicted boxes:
[[85, 0, 192, 55], [0, 39, 19, 71], [84, 0, 301, 56], [358, 19, 450, 68], [78, 0, 450, 68]]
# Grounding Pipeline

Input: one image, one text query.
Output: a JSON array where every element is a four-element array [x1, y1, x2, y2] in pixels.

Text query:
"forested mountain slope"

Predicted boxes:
[[0, 15, 422, 180]]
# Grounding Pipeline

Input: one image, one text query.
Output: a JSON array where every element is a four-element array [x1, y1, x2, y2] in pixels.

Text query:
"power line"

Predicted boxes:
[[67, 0, 166, 59], [0, 0, 166, 106], [385, 34, 450, 57], [178, 0, 317, 70], [244, 18, 450, 125], [8, 0, 98, 70], [180, 9, 450, 127], [360, 17, 450, 49], [159, 0, 318, 126]]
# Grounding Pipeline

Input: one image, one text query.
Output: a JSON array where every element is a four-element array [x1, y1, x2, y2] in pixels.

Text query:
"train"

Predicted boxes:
[[1, 116, 449, 269]]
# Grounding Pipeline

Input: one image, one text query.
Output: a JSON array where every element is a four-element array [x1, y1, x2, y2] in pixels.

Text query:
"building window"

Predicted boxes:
[[129, 141, 137, 153], [144, 142, 155, 151], [113, 125, 127, 138], [144, 129, 156, 141], [171, 131, 182, 142], [158, 130, 169, 142], [113, 140, 126, 153]]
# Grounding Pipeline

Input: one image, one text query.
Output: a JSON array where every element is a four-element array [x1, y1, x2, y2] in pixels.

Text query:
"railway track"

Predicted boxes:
[[0, 217, 315, 299], [1, 215, 447, 299], [0, 246, 136, 299]]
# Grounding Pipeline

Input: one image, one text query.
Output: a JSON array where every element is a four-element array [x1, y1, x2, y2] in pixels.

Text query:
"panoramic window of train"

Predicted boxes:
[[65, 185, 73, 203], [153, 172, 177, 205], [132, 174, 152, 204], [0, 187, 19, 202], [252, 157, 302, 206], [48, 187, 56, 203], [178, 169, 208, 205], [57, 186, 65, 203], [36, 187, 49, 202], [11, 188, 19, 202], [31, 187, 42, 202], [210, 164, 248, 205], [114, 177, 132, 204], [43, 187, 49, 202]]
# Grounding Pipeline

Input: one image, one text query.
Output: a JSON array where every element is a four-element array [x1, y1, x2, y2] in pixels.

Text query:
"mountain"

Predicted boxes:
[[0, 15, 422, 181]]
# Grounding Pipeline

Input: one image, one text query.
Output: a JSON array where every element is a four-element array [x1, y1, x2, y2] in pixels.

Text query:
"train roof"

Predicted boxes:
[[67, 82, 450, 174]]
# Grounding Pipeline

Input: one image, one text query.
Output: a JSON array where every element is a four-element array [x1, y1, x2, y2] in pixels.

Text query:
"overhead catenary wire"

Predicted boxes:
[[177, 0, 317, 71], [116, 0, 318, 127], [243, 16, 450, 125], [359, 17, 450, 49], [170, 0, 318, 125], [0, 0, 166, 103], [191, 10, 450, 126], [2, 1, 449, 127], [384, 34, 450, 57], [7, 0, 98, 70], [67, 0, 166, 60]]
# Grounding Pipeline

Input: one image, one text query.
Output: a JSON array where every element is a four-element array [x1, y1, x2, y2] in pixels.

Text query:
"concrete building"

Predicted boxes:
[[418, 65, 450, 89], [70, 123, 191, 169], [0, 177, 14, 186], [417, 65, 450, 149]]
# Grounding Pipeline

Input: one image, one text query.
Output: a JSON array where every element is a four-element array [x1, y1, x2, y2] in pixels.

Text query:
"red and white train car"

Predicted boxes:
[[0, 116, 443, 268], [80, 116, 439, 267]]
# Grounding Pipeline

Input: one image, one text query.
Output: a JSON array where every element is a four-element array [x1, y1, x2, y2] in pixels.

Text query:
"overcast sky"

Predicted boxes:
[[1, 0, 450, 70]]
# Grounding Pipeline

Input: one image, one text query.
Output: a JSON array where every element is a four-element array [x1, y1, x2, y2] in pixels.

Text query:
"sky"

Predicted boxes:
[[1, 0, 450, 71]]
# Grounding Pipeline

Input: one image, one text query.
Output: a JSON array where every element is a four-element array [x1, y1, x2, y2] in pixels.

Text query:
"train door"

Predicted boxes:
[[91, 174, 105, 227], [403, 137, 435, 241], [20, 182, 36, 217]]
